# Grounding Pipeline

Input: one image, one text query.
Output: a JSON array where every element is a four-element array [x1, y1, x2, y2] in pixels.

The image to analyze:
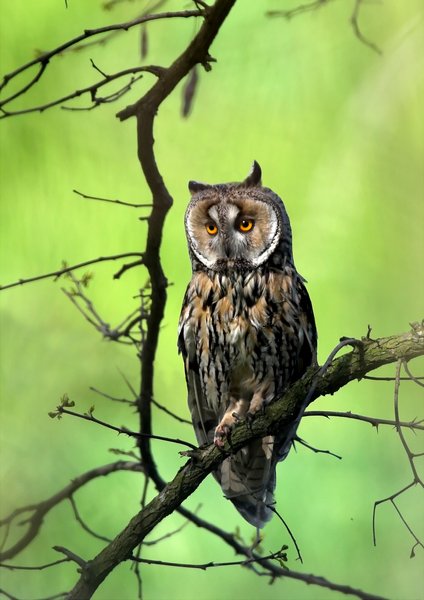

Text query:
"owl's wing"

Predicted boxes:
[[272, 271, 318, 464], [178, 314, 215, 448], [293, 273, 318, 375]]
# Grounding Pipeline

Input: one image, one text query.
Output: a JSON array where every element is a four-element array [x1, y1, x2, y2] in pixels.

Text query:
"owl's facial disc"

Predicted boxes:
[[186, 196, 281, 270]]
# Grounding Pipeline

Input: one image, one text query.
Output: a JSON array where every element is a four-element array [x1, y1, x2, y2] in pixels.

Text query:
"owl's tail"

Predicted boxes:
[[215, 435, 277, 528]]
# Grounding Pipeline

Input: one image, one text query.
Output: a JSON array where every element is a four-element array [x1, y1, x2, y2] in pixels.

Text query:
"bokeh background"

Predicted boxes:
[[0, 1, 423, 599]]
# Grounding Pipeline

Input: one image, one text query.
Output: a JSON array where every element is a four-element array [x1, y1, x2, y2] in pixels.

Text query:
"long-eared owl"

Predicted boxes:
[[178, 162, 317, 528]]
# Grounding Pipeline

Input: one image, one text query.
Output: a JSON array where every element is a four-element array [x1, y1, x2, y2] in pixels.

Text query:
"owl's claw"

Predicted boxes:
[[245, 412, 255, 429], [214, 423, 231, 447]]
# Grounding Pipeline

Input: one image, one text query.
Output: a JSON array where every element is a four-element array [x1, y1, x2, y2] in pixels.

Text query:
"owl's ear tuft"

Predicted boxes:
[[188, 180, 210, 195], [243, 161, 262, 187]]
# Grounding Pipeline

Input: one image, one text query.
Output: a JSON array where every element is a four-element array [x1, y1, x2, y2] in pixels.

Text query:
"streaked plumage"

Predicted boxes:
[[178, 162, 317, 527]]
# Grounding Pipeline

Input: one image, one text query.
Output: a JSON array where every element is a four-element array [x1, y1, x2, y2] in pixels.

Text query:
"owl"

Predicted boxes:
[[178, 162, 317, 528]]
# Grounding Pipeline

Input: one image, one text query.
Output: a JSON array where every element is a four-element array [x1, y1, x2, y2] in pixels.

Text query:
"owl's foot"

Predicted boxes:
[[214, 423, 232, 447], [245, 411, 255, 429]]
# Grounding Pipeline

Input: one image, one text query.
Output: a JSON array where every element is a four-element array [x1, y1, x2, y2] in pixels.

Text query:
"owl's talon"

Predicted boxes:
[[245, 412, 256, 429], [214, 424, 231, 447]]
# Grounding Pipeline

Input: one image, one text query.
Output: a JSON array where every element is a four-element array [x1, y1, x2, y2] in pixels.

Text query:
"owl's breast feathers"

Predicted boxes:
[[178, 266, 316, 427]]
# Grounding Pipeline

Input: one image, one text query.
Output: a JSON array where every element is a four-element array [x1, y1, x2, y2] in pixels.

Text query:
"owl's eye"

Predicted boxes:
[[205, 222, 218, 235], [238, 218, 254, 233]]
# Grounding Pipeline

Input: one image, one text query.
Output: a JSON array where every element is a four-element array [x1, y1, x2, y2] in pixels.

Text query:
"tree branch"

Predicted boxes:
[[0, 253, 144, 292], [0, 9, 204, 101], [0, 461, 143, 561], [66, 326, 424, 598]]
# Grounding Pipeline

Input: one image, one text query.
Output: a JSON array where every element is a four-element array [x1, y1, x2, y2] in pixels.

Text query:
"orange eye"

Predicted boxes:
[[238, 219, 254, 233], [205, 223, 218, 235]]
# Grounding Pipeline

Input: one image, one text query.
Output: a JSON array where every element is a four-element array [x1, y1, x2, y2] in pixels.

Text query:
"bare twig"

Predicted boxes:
[[294, 436, 342, 460], [0, 9, 204, 98], [50, 403, 197, 449], [0, 66, 165, 118], [69, 497, 111, 543], [0, 253, 143, 292], [0, 591, 67, 600], [350, 0, 381, 54], [73, 189, 152, 209], [61, 271, 143, 342], [128, 551, 388, 600], [372, 359, 424, 554], [267, 0, 382, 54], [113, 259, 145, 280], [89, 386, 134, 405], [130, 546, 286, 569], [268, 506, 303, 563], [0, 461, 143, 561], [394, 361, 422, 485], [0, 558, 70, 571], [267, 0, 332, 20], [53, 546, 86, 568], [151, 398, 191, 425], [391, 499, 424, 558], [363, 374, 424, 382], [403, 360, 424, 388], [303, 410, 424, 431]]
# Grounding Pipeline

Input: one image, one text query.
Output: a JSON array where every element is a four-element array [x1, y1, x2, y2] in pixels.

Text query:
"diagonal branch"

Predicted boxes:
[[66, 326, 424, 598]]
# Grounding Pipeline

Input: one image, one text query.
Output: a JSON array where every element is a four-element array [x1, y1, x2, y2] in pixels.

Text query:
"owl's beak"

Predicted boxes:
[[222, 239, 232, 259]]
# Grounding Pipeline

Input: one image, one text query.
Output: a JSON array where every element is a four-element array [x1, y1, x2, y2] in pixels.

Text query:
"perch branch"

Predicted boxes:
[[66, 326, 424, 598]]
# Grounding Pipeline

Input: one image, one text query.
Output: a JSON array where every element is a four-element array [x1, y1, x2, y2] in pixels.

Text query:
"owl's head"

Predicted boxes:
[[184, 161, 293, 272]]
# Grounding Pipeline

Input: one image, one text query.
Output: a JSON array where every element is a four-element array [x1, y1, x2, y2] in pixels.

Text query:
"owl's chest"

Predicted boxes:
[[183, 271, 282, 359]]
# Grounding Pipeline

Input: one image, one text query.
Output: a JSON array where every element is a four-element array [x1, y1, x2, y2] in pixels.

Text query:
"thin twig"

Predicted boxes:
[[350, 0, 381, 54], [403, 361, 424, 388], [73, 189, 152, 209], [372, 481, 415, 546], [391, 499, 423, 557], [0, 559, 70, 571], [54, 406, 197, 450], [294, 436, 342, 460], [89, 386, 134, 405], [394, 361, 421, 484], [151, 398, 191, 425], [0, 9, 204, 96], [69, 497, 111, 543], [303, 410, 424, 431], [130, 546, 287, 569], [363, 374, 424, 382], [1, 67, 162, 117], [0, 253, 144, 292], [0, 461, 143, 561], [267, 0, 332, 20], [53, 546, 85, 567], [0, 591, 67, 600], [268, 506, 303, 563]]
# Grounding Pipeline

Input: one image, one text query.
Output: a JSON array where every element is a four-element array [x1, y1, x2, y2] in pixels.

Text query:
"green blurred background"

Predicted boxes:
[[0, 1, 423, 599]]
